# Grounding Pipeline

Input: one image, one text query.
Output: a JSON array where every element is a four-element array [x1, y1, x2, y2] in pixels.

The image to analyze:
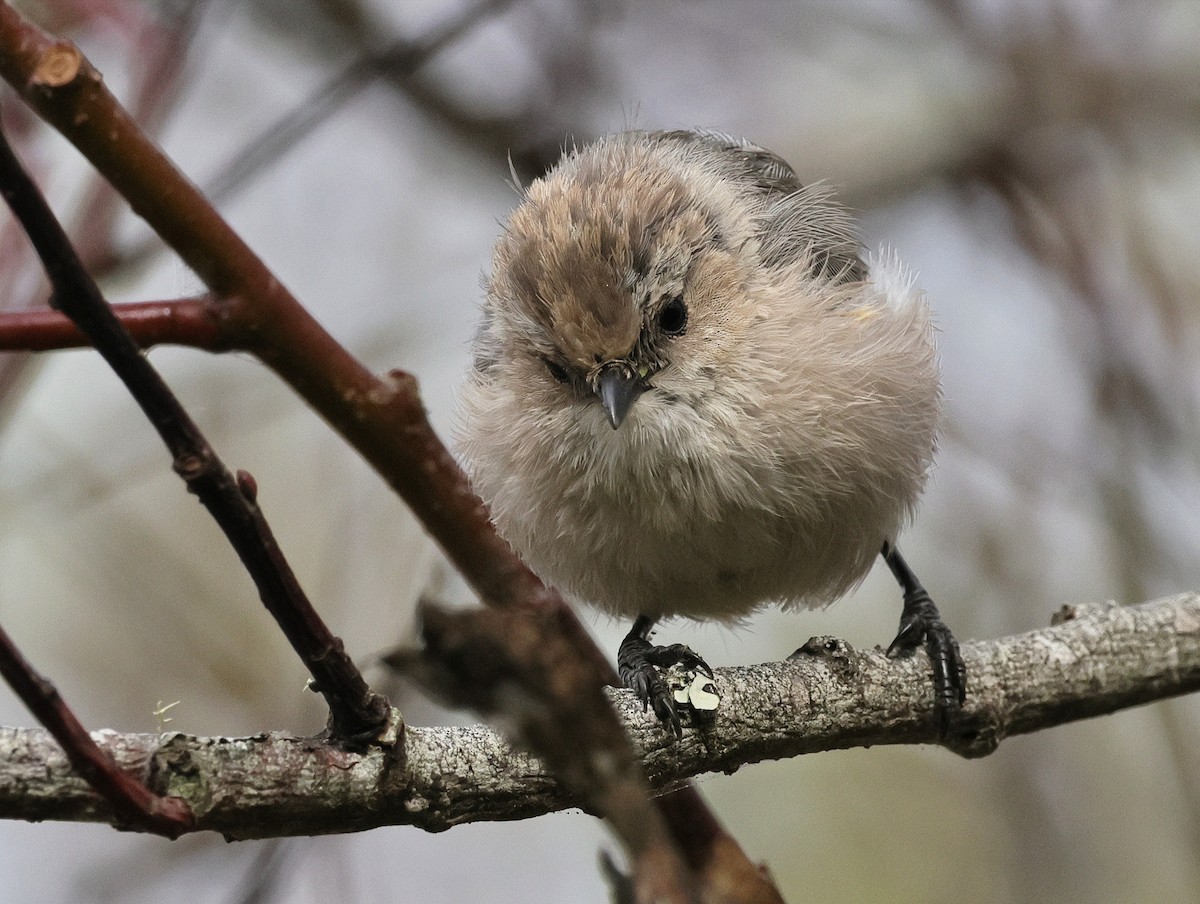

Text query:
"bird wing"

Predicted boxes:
[[644, 129, 866, 283], [643, 128, 804, 195]]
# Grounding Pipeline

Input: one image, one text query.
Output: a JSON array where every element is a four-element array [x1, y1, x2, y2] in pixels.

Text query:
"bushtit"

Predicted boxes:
[[459, 129, 965, 735]]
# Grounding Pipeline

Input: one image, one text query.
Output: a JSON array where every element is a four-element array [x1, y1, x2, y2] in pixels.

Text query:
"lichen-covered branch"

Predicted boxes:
[[398, 602, 702, 903], [2, 595, 1197, 836]]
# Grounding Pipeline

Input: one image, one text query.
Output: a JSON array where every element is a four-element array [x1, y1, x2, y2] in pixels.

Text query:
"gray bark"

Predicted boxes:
[[2, 595, 1198, 838]]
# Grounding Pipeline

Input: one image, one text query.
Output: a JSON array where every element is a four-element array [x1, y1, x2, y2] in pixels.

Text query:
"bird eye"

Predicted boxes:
[[658, 296, 688, 336], [544, 358, 571, 384]]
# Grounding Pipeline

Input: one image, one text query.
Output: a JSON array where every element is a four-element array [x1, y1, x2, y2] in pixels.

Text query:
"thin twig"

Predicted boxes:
[[0, 123, 390, 743], [205, 0, 517, 204], [70, 0, 215, 272], [306, 0, 593, 182], [0, 296, 229, 351]]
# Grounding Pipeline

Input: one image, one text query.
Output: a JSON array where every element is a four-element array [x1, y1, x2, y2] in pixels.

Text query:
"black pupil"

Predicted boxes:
[[659, 297, 688, 335], [545, 359, 570, 384]]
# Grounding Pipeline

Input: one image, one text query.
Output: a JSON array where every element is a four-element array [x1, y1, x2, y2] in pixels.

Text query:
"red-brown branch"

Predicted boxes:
[[0, 296, 231, 351]]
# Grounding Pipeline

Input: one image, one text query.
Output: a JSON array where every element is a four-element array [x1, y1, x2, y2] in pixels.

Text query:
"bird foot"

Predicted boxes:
[[617, 629, 713, 737], [887, 585, 967, 737]]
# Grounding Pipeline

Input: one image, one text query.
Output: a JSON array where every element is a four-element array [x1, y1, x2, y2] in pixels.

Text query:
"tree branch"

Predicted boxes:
[[0, 0, 582, 656], [201, 0, 518, 206], [0, 297, 231, 351], [3, 595, 1197, 834], [397, 602, 701, 903], [0, 123, 390, 743], [0, 622, 194, 837]]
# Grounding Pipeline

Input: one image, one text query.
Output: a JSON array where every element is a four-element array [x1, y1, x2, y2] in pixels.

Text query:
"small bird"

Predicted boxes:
[[458, 129, 965, 735]]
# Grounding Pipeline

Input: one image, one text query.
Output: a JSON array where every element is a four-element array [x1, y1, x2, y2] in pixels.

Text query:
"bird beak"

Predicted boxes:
[[596, 365, 643, 430]]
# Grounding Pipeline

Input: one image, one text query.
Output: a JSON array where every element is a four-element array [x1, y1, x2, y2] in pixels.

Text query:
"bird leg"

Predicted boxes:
[[617, 614, 713, 737], [881, 542, 966, 736]]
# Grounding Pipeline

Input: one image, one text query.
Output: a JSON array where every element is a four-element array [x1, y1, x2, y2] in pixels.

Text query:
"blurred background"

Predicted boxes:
[[1, 0, 1199, 901]]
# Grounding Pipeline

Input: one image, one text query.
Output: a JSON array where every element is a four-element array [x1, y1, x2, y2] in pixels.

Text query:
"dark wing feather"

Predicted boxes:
[[643, 129, 867, 283], [645, 128, 803, 194]]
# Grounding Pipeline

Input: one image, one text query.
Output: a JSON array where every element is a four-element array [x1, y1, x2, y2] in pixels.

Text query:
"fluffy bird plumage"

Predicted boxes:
[[458, 130, 940, 624]]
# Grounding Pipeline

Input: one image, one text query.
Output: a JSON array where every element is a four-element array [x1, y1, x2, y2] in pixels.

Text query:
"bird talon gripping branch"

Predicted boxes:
[[616, 615, 716, 733], [459, 129, 964, 738]]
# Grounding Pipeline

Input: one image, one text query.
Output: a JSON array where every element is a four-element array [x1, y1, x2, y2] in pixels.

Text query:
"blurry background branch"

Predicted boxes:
[[2, 592, 1198, 835]]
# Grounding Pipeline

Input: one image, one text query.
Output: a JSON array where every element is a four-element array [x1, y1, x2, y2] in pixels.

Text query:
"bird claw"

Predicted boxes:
[[886, 613, 925, 657], [618, 633, 713, 737], [887, 588, 966, 736], [641, 643, 714, 679]]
